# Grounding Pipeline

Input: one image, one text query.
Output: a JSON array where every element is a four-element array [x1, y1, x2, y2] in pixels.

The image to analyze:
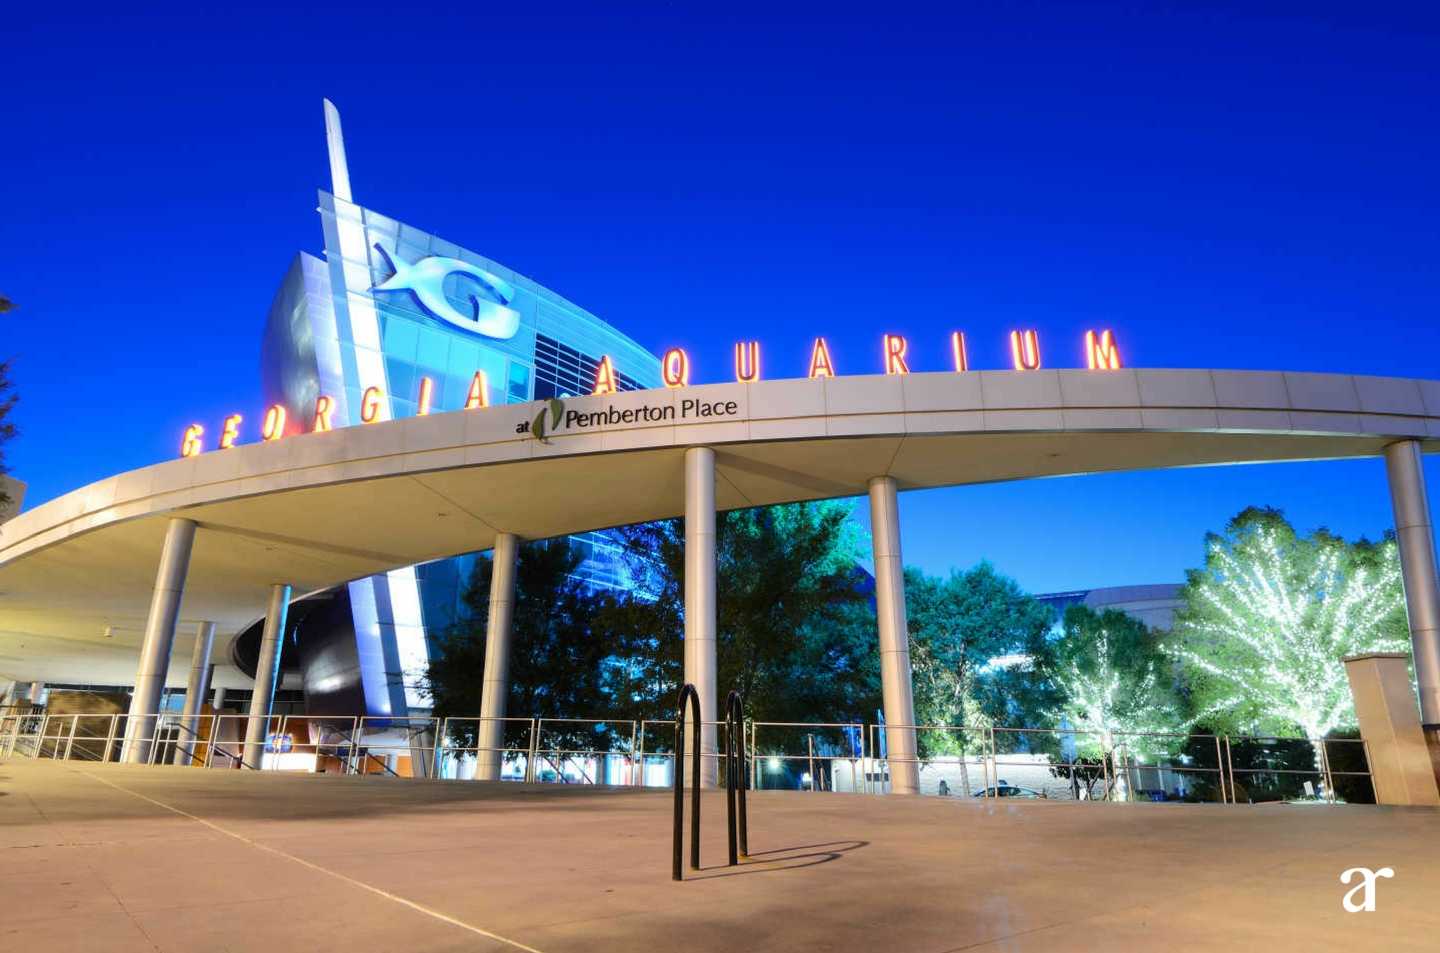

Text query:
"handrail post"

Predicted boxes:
[[1224, 735, 1237, 804], [526, 718, 541, 783], [1213, 735, 1227, 804], [1317, 736, 1336, 803]]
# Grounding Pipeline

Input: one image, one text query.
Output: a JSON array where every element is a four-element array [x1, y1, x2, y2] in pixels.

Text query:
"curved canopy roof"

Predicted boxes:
[[1, 368, 1436, 684]]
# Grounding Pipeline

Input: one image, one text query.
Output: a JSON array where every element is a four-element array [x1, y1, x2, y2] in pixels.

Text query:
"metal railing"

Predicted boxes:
[[639, 718, 738, 787], [753, 721, 868, 793], [438, 716, 536, 781], [0, 709, 1376, 804]]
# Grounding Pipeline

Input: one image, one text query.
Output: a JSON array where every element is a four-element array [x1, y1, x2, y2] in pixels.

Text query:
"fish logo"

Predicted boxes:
[[370, 243, 520, 340]]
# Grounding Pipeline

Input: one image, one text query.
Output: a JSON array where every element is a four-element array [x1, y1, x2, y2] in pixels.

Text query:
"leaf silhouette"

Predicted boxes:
[[549, 398, 565, 429], [532, 409, 548, 443]]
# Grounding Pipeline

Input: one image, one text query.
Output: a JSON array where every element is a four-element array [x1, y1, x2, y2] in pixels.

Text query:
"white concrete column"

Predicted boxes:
[[212, 686, 227, 712], [684, 446, 719, 787], [1384, 440, 1440, 726], [476, 532, 519, 782], [868, 476, 919, 795], [1343, 653, 1440, 805], [27, 681, 47, 706], [242, 584, 292, 769], [122, 518, 197, 763], [172, 622, 216, 765]]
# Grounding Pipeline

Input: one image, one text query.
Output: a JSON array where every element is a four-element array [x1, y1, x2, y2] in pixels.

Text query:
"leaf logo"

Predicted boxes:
[[532, 397, 565, 443]]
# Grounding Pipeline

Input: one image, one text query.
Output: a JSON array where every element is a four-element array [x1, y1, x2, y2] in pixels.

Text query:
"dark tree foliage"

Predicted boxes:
[[613, 501, 881, 727], [424, 539, 614, 751], [0, 359, 16, 510], [423, 501, 881, 758]]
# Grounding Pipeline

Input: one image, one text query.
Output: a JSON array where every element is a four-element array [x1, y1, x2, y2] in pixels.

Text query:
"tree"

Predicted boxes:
[[905, 562, 1053, 746], [424, 538, 619, 761], [0, 359, 16, 512], [902, 562, 1052, 796], [613, 501, 879, 728], [424, 501, 882, 777], [1038, 605, 1188, 799], [1169, 507, 1409, 755]]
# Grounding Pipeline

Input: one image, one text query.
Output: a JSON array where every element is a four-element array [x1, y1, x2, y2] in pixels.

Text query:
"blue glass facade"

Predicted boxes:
[[262, 190, 659, 717]]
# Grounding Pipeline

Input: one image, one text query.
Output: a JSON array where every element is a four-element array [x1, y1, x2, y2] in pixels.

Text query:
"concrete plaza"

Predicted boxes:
[[0, 759, 1436, 952]]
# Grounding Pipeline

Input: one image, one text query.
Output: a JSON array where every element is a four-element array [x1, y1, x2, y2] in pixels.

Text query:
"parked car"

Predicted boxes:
[[972, 784, 1047, 799]]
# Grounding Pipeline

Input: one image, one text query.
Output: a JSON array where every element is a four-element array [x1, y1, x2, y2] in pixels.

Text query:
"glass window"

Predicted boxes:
[[387, 362, 416, 407], [507, 361, 531, 402], [447, 339, 482, 378], [415, 327, 450, 374], [382, 316, 420, 364]]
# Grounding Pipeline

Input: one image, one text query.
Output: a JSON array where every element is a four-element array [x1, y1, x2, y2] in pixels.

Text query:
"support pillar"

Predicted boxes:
[[868, 476, 919, 794], [476, 532, 519, 781], [122, 518, 197, 764], [172, 622, 216, 765], [242, 584, 291, 770], [1343, 653, 1440, 805], [1383, 440, 1440, 728], [684, 447, 718, 787]]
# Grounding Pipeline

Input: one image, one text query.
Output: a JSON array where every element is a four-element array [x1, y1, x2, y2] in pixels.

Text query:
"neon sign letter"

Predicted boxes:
[[662, 348, 690, 388], [1009, 330, 1041, 370], [883, 334, 910, 375], [1085, 329, 1122, 370], [360, 386, 384, 424], [180, 424, 203, 458], [808, 338, 835, 379], [951, 331, 969, 372], [465, 371, 489, 409], [734, 341, 760, 383], [593, 355, 618, 396], [219, 414, 242, 449], [417, 376, 434, 416], [261, 404, 287, 441], [313, 395, 335, 432]]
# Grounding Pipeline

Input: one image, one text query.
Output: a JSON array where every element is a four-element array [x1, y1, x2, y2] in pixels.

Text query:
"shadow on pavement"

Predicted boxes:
[[690, 839, 869, 879]]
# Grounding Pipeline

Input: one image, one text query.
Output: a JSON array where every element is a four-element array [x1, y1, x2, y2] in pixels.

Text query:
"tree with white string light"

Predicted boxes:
[[1169, 507, 1410, 765], [1040, 606, 1186, 800]]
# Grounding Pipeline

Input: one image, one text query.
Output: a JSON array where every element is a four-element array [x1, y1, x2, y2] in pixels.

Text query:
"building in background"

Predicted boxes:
[[1035, 584, 1184, 632], [252, 101, 660, 719]]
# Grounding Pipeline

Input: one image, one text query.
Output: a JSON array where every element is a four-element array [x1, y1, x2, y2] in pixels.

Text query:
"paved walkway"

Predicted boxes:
[[0, 759, 1435, 951]]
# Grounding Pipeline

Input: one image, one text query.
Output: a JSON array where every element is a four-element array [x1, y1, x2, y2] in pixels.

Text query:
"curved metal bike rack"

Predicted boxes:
[[673, 683, 751, 881], [672, 683, 703, 881], [725, 688, 748, 866]]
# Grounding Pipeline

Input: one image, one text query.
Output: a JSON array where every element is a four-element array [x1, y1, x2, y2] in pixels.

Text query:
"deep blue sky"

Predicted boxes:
[[3, 2, 1438, 592]]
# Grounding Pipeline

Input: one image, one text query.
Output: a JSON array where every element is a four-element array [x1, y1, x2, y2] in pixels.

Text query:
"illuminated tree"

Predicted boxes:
[[1039, 606, 1187, 799], [1170, 507, 1409, 756]]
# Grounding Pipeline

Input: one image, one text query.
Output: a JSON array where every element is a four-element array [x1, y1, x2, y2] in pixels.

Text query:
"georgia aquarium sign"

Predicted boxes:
[[370, 243, 520, 340], [174, 327, 1129, 456]]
